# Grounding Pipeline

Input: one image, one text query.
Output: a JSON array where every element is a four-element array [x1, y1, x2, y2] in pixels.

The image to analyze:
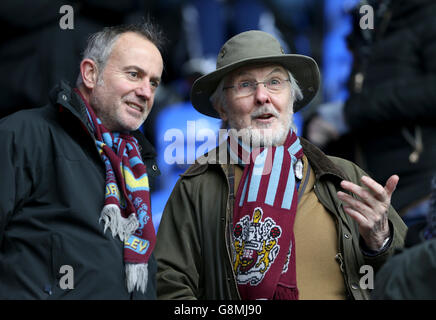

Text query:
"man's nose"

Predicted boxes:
[[254, 82, 271, 105], [135, 81, 153, 100]]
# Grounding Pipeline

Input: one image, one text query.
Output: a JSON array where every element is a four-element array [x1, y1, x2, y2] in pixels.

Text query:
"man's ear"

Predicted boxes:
[[213, 102, 228, 122], [80, 59, 99, 90]]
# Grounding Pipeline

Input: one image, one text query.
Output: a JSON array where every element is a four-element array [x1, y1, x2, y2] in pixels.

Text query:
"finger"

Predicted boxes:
[[385, 174, 399, 197], [342, 204, 369, 226], [360, 176, 387, 202], [361, 175, 399, 201], [337, 191, 375, 219], [340, 180, 377, 207]]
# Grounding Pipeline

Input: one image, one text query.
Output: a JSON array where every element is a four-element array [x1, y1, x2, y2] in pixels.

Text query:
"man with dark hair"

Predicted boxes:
[[0, 21, 164, 299], [155, 30, 407, 300]]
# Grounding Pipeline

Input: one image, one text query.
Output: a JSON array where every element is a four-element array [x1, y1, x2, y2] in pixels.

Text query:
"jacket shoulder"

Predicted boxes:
[[301, 138, 364, 183], [0, 105, 56, 137], [181, 162, 210, 177], [180, 145, 226, 178], [326, 155, 366, 180]]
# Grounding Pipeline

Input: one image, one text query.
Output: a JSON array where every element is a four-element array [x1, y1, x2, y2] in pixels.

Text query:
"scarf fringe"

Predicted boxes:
[[99, 204, 139, 241], [126, 263, 148, 293]]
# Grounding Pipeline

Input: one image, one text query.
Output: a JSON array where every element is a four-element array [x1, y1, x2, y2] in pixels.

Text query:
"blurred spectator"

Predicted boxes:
[[0, 0, 144, 118], [265, 0, 326, 123], [302, 0, 356, 143], [402, 175, 436, 248], [322, 0, 358, 103], [150, 100, 221, 231], [265, 0, 325, 76], [180, 0, 289, 76], [307, 0, 436, 227], [371, 238, 436, 299], [371, 174, 436, 299]]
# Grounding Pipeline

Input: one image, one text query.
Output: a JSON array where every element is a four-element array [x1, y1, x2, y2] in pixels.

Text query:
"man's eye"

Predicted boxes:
[[239, 81, 252, 89], [128, 71, 138, 78], [269, 78, 281, 86], [150, 80, 159, 89]]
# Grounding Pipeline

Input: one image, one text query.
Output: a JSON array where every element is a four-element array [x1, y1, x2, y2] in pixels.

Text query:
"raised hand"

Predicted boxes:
[[337, 175, 399, 251]]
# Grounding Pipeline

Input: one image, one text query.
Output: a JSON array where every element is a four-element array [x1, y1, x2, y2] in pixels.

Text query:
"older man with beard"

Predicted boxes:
[[154, 30, 407, 300]]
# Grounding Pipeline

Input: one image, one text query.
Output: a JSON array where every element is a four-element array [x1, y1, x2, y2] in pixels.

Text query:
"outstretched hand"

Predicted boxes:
[[337, 175, 399, 251]]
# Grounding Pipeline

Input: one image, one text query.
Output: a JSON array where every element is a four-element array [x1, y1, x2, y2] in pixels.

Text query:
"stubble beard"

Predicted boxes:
[[90, 80, 147, 132]]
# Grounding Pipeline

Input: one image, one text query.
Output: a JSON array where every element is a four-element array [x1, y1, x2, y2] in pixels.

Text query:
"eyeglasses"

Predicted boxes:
[[223, 77, 291, 97]]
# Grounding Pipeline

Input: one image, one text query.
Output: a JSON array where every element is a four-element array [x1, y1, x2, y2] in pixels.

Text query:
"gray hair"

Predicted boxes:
[[76, 19, 165, 86]]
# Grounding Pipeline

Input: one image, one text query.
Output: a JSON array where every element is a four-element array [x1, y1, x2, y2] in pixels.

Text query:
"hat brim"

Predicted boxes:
[[190, 54, 320, 118]]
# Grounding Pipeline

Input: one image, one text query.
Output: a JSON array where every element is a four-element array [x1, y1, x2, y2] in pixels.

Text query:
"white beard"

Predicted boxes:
[[228, 112, 295, 148]]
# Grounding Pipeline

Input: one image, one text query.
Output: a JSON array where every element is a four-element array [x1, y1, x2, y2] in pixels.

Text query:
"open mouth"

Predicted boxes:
[[126, 102, 143, 113], [254, 113, 275, 121]]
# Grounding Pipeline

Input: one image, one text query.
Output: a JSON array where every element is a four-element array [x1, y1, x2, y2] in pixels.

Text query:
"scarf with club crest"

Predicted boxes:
[[76, 89, 155, 293], [229, 129, 303, 300]]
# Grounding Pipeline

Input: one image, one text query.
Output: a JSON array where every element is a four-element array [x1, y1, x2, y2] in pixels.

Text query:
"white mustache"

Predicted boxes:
[[250, 106, 280, 119]]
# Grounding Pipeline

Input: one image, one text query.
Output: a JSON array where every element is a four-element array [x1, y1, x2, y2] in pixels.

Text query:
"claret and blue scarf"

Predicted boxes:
[[228, 130, 303, 300], [76, 89, 155, 293]]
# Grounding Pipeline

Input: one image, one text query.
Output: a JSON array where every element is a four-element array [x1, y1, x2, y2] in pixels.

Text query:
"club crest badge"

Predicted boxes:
[[233, 207, 282, 286]]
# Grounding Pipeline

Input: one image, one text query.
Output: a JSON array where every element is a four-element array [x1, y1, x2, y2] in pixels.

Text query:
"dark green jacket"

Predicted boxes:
[[155, 139, 407, 300], [0, 81, 160, 299]]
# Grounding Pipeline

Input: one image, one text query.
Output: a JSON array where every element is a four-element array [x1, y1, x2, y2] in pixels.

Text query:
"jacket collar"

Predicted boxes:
[[49, 80, 93, 132], [182, 136, 348, 182], [300, 138, 348, 182]]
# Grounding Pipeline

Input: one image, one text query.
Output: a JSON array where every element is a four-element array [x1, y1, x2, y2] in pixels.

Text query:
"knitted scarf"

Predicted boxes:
[[229, 129, 303, 300], [76, 89, 155, 293]]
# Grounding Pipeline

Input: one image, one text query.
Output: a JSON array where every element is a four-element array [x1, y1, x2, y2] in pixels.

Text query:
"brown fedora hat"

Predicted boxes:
[[190, 30, 320, 118]]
